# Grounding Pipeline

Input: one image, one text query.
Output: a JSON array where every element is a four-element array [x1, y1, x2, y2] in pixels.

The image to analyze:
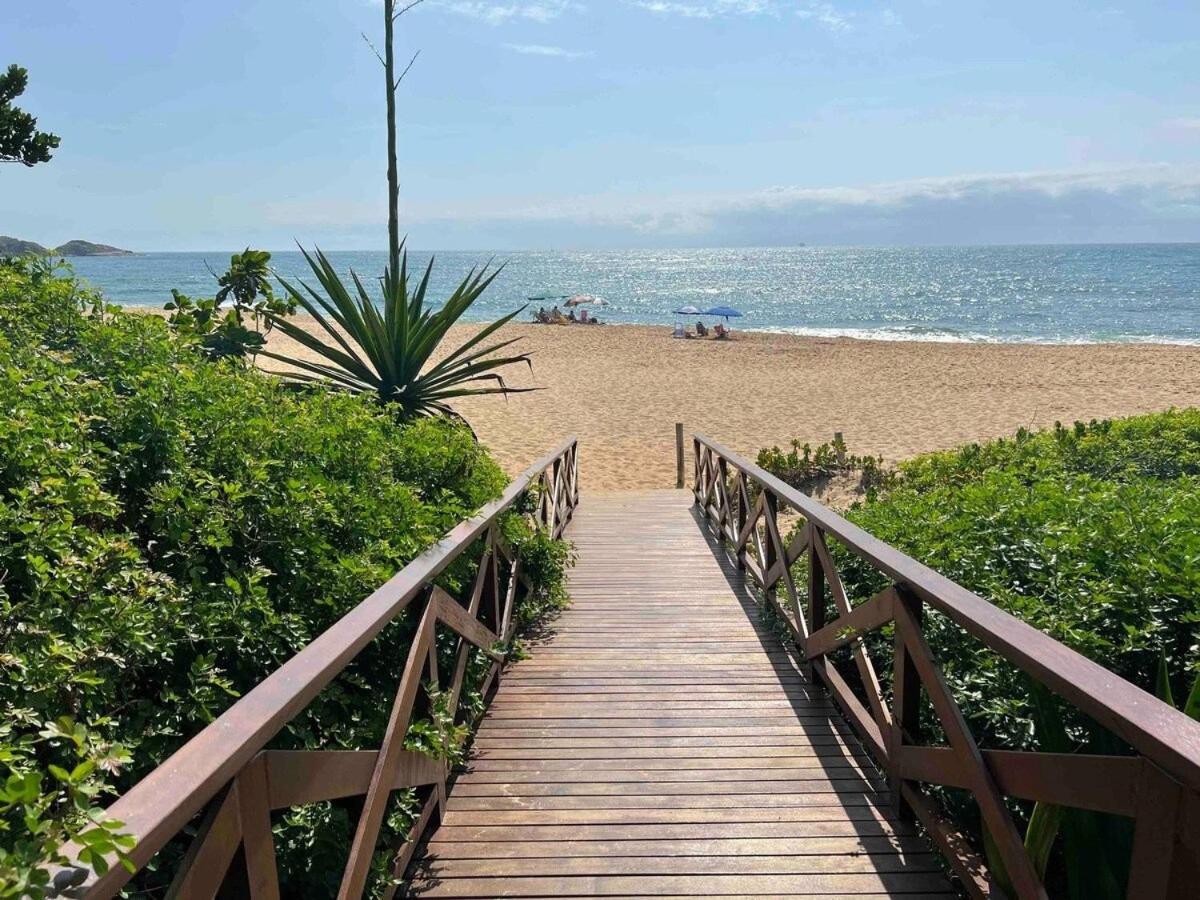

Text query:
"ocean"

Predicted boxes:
[[66, 244, 1200, 345]]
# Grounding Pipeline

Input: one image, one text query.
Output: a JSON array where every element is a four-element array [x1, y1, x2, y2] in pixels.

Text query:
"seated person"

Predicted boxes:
[[714, 323, 730, 339], [695, 320, 708, 337]]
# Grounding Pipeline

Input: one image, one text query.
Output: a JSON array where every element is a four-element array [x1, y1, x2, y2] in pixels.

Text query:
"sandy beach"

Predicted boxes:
[[260, 320, 1200, 492]]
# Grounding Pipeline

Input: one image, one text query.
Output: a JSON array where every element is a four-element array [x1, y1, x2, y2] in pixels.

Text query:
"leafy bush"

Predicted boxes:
[[164, 248, 296, 360], [0, 718, 133, 898], [839, 412, 1200, 719], [757, 434, 893, 496], [0, 258, 569, 892], [774, 411, 1200, 897]]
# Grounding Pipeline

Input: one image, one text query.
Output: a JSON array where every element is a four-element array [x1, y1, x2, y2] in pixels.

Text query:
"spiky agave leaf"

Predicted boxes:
[[260, 242, 535, 421]]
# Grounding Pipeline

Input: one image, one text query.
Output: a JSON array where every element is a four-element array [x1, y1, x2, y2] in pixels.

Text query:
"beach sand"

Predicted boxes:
[[261, 320, 1200, 493]]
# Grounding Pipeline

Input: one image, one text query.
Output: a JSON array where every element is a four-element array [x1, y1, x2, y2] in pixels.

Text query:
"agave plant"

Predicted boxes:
[[260, 245, 533, 419], [258, 0, 533, 423]]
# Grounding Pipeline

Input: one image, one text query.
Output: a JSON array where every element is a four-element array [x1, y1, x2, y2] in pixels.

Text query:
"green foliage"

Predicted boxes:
[[0, 718, 133, 897], [164, 248, 296, 360], [0, 65, 60, 167], [260, 245, 534, 422], [779, 411, 1200, 897], [405, 684, 470, 768], [839, 411, 1200, 718], [502, 512, 575, 630], [1156, 652, 1200, 722], [0, 259, 570, 890], [1184, 673, 1200, 721], [895, 415, 1200, 490], [756, 434, 893, 496]]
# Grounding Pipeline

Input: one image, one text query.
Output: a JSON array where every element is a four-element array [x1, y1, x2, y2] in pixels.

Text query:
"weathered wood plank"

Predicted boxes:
[[423, 836, 933, 859], [406, 491, 950, 898], [407, 873, 956, 897]]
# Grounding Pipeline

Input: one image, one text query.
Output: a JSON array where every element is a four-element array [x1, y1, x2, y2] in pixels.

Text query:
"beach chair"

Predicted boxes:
[[714, 323, 730, 340], [672, 323, 686, 338]]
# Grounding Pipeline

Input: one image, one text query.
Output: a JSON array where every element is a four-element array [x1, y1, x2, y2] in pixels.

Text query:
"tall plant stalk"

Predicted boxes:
[[383, 0, 409, 279], [262, 0, 534, 420]]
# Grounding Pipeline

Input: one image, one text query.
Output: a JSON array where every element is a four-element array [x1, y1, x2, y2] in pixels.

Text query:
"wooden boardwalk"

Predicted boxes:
[[408, 491, 953, 898]]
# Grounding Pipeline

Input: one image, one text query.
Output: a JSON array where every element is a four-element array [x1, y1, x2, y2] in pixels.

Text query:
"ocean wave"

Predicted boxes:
[[745, 324, 1200, 346]]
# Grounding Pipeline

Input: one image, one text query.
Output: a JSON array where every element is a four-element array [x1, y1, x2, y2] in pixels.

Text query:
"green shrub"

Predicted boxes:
[[772, 411, 1200, 897], [0, 718, 134, 898], [838, 412, 1200, 724], [757, 434, 893, 496], [0, 258, 570, 893], [163, 248, 297, 361]]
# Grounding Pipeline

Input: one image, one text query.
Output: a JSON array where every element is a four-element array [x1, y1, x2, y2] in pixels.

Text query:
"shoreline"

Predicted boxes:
[[124, 305, 1200, 348], [260, 318, 1200, 492]]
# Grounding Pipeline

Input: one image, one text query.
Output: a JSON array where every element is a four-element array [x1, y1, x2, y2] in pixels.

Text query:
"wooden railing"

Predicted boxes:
[[693, 433, 1200, 900], [53, 437, 579, 899]]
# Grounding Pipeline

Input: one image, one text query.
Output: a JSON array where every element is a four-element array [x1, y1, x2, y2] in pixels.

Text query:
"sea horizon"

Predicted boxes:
[[65, 243, 1200, 346]]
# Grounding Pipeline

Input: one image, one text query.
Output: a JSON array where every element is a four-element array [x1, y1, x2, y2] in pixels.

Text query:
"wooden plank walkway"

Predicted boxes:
[[408, 491, 954, 898]]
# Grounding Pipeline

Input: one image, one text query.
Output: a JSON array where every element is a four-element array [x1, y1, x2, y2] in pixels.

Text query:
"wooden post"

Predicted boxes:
[[1127, 761, 1183, 897], [890, 587, 922, 822], [807, 523, 826, 636], [675, 423, 684, 489], [763, 492, 779, 606]]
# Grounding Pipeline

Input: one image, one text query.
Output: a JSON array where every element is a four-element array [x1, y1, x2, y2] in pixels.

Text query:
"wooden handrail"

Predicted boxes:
[[54, 437, 580, 899], [692, 432, 1200, 900]]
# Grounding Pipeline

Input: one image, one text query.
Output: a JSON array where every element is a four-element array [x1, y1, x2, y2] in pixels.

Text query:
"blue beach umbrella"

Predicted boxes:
[[704, 305, 744, 321]]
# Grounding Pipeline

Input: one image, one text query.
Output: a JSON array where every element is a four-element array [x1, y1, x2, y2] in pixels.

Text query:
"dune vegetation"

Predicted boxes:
[[761, 411, 1200, 897], [0, 257, 570, 895]]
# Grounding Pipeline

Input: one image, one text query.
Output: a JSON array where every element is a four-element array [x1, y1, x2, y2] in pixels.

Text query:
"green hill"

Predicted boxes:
[[0, 235, 49, 256], [0, 235, 133, 256], [52, 239, 134, 256]]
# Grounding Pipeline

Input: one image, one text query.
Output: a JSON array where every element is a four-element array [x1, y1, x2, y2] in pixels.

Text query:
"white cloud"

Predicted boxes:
[[440, 1, 579, 24], [631, 1, 853, 30], [400, 163, 1200, 247], [795, 3, 851, 31], [631, 1, 771, 19], [504, 42, 592, 58]]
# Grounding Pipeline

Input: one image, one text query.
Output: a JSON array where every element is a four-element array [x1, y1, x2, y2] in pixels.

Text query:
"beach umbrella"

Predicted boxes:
[[565, 294, 606, 307], [704, 305, 744, 321], [673, 305, 702, 315]]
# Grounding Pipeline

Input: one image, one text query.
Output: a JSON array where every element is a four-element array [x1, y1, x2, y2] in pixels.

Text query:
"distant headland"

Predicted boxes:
[[0, 236, 134, 257]]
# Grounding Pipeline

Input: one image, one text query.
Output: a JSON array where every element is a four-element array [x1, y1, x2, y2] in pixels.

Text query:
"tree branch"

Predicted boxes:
[[393, 50, 421, 92], [361, 32, 385, 67], [393, 0, 426, 22]]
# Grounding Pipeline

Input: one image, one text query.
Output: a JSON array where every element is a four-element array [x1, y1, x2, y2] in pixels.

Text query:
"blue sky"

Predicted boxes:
[[2, 0, 1199, 249]]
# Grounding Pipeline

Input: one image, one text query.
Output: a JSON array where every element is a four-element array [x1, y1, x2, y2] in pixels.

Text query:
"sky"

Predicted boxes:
[[1, 0, 1199, 250]]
